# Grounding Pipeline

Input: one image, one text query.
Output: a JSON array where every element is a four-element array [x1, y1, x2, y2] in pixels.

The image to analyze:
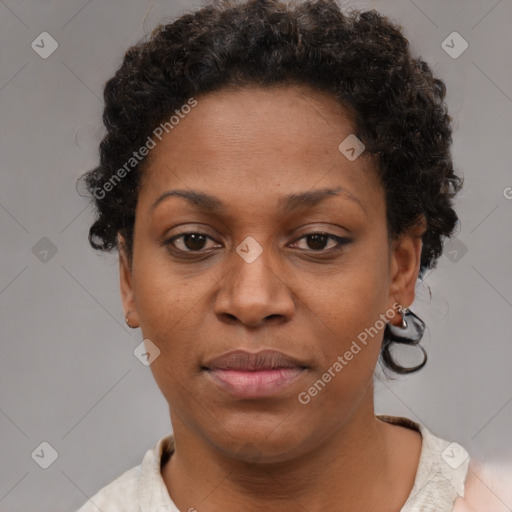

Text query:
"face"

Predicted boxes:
[[120, 85, 423, 463]]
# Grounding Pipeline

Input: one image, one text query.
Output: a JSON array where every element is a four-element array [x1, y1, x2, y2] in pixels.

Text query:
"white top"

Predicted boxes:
[[76, 415, 470, 512]]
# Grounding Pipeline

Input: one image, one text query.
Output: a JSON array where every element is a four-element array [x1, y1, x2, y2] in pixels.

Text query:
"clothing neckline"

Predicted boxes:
[[139, 414, 469, 511]]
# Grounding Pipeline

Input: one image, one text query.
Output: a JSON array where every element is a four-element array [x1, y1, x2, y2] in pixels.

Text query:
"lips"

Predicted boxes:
[[204, 349, 307, 371], [203, 350, 308, 399]]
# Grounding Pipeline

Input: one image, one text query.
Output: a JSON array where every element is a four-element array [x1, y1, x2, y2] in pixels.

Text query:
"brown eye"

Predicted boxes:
[[166, 232, 218, 252], [291, 232, 350, 252], [164, 231, 350, 256]]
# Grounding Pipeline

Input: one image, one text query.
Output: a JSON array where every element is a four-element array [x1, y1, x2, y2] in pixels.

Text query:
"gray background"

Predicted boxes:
[[1, 0, 511, 510]]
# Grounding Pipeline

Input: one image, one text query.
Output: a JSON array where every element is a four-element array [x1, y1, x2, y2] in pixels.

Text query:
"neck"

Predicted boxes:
[[162, 390, 410, 511]]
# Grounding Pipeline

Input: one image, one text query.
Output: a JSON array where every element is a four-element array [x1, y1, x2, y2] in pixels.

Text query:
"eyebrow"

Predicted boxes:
[[149, 186, 365, 215]]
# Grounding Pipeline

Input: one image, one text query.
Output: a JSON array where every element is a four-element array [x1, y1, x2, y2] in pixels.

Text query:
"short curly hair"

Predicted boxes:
[[80, 0, 463, 374]]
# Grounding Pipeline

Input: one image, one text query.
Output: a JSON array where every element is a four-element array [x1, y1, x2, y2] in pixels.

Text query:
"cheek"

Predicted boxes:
[[302, 252, 389, 342], [132, 249, 209, 340], [130, 249, 230, 388], [297, 260, 389, 401], [299, 321, 384, 409]]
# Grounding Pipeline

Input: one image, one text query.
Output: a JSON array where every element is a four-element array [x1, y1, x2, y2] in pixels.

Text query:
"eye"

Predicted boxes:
[[165, 232, 219, 253], [164, 231, 351, 255], [289, 232, 350, 252]]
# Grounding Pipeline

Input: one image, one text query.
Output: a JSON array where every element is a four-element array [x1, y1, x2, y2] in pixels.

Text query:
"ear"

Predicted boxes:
[[118, 234, 139, 329], [388, 215, 427, 318]]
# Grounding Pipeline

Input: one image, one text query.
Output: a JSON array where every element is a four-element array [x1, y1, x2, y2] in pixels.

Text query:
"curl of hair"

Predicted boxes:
[[80, 0, 463, 374]]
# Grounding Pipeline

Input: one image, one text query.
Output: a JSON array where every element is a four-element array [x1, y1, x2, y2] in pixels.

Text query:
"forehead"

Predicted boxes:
[[138, 85, 383, 218]]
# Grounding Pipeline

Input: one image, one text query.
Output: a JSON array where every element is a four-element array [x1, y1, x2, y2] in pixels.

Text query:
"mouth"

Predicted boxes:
[[202, 349, 308, 399]]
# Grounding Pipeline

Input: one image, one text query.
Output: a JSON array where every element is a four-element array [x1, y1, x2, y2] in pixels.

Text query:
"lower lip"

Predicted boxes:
[[206, 368, 306, 399]]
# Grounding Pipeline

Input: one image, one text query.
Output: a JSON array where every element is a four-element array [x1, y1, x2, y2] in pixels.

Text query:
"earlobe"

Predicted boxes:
[[118, 234, 139, 329]]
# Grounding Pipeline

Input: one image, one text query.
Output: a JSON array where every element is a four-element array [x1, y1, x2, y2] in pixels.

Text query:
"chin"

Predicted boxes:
[[204, 414, 315, 464]]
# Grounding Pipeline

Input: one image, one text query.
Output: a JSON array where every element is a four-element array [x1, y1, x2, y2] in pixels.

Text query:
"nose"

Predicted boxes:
[[213, 241, 295, 328]]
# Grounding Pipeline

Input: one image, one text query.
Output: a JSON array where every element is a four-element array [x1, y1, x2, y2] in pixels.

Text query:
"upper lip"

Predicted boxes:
[[204, 349, 308, 371]]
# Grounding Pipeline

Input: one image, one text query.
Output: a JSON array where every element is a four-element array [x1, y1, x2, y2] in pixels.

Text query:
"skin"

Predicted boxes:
[[119, 84, 427, 511]]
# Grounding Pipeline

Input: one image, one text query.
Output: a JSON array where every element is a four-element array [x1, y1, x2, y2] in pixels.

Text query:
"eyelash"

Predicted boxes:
[[164, 231, 351, 255]]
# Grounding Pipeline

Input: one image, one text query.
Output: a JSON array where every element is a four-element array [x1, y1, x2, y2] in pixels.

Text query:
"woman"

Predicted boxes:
[[76, 0, 474, 510]]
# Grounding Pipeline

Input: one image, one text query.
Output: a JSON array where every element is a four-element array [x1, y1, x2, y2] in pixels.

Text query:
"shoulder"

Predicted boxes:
[[75, 433, 176, 512], [75, 465, 141, 512], [377, 414, 471, 512]]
